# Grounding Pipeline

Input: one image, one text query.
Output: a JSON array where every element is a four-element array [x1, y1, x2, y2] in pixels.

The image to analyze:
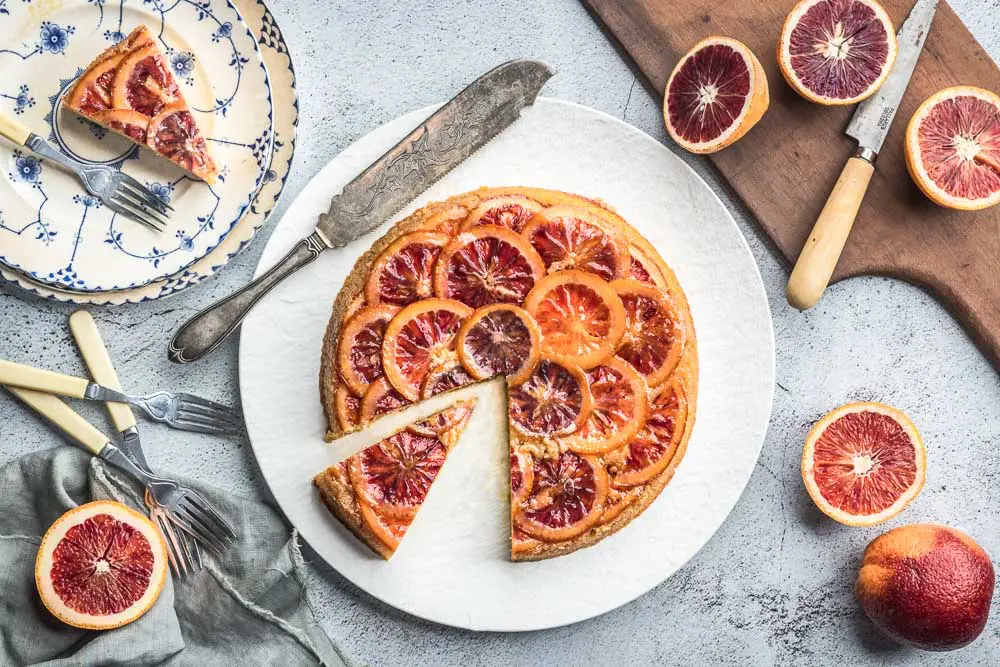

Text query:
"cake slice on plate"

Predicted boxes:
[[313, 399, 476, 559], [65, 25, 219, 183]]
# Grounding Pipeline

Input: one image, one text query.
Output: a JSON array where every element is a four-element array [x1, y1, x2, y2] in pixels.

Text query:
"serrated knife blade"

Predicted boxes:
[[846, 0, 938, 154], [169, 59, 553, 363], [316, 59, 554, 247]]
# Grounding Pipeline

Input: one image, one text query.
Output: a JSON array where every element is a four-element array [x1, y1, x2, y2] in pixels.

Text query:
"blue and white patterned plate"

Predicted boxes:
[[0, 0, 273, 292]]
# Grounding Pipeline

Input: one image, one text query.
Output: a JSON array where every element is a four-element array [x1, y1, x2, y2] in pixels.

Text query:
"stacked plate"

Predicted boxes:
[[0, 0, 298, 304]]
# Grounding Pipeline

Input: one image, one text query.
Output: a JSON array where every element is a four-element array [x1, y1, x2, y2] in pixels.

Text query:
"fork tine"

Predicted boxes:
[[176, 393, 239, 414], [154, 512, 184, 577], [105, 199, 164, 233], [176, 525, 199, 575], [119, 173, 174, 212], [172, 505, 230, 554], [176, 403, 244, 430], [173, 413, 244, 436], [108, 196, 166, 232], [113, 189, 170, 227], [185, 491, 238, 540], [118, 177, 172, 216]]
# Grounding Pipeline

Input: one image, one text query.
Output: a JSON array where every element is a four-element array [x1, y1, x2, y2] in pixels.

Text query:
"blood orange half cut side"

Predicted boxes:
[[778, 0, 896, 106], [905, 86, 1000, 211], [802, 402, 925, 526], [35, 500, 167, 630], [664, 36, 769, 154]]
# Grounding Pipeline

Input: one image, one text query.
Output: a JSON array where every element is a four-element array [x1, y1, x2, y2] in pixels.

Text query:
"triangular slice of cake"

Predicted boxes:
[[313, 399, 476, 559], [65, 25, 219, 183]]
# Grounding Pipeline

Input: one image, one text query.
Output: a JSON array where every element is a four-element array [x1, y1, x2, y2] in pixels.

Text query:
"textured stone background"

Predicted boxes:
[[2, 1, 999, 664]]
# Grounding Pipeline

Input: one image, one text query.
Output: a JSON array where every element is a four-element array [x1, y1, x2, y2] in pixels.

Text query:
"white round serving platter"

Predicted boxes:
[[240, 98, 775, 631], [0, 0, 297, 304], [0, 0, 273, 292]]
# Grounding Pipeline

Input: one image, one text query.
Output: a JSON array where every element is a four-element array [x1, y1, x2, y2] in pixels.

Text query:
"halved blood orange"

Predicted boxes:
[[113, 43, 180, 116], [365, 231, 449, 306], [337, 304, 400, 396], [612, 279, 684, 387], [456, 304, 541, 385], [92, 109, 149, 143], [335, 384, 361, 432], [359, 377, 411, 424], [664, 36, 769, 154], [802, 402, 926, 526], [433, 225, 545, 308], [561, 357, 649, 454], [627, 244, 666, 287], [778, 0, 897, 106], [521, 206, 630, 281], [610, 382, 687, 487], [514, 452, 608, 541], [508, 358, 592, 439], [461, 196, 542, 233], [524, 270, 626, 370], [382, 298, 472, 400], [35, 500, 167, 630], [350, 430, 448, 519], [146, 103, 216, 182], [905, 86, 1000, 211]]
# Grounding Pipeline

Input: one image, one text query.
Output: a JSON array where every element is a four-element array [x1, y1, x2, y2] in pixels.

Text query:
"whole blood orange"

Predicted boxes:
[[778, 0, 896, 105], [802, 402, 925, 526], [35, 500, 167, 630], [664, 36, 769, 154], [905, 86, 1000, 211], [856, 524, 994, 651]]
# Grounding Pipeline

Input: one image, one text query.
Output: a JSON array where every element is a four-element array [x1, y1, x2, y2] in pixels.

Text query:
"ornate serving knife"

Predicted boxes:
[[169, 59, 553, 363], [786, 0, 938, 310]]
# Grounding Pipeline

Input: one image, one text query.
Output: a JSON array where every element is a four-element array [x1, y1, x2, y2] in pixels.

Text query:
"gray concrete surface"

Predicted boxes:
[[3, 1, 1000, 664]]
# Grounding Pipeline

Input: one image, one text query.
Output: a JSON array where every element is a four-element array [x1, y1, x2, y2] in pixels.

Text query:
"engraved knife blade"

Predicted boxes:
[[167, 59, 553, 363], [315, 59, 554, 248], [845, 0, 938, 154]]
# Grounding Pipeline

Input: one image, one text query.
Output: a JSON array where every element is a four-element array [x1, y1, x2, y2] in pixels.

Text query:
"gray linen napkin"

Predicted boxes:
[[0, 446, 351, 667]]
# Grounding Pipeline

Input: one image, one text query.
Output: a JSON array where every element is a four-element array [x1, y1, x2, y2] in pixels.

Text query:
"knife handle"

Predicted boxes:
[[168, 231, 327, 363], [787, 155, 875, 310], [70, 310, 136, 432], [0, 359, 89, 398], [6, 387, 109, 455]]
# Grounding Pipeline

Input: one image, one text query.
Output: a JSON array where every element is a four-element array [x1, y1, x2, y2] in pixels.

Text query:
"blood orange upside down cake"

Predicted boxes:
[[65, 25, 218, 183], [316, 187, 697, 561]]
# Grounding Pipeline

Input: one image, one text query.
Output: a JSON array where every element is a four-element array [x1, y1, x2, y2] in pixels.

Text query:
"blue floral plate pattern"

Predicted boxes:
[[0, 0, 274, 292]]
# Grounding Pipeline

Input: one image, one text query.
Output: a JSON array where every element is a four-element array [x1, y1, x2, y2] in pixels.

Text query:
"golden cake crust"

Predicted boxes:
[[319, 186, 698, 561]]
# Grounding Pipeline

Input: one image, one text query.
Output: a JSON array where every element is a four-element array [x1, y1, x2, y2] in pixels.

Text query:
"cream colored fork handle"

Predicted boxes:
[[0, 112, 30, 146], [6, 387, 108, 455], [0, 359, 89, 397], [70, 310, 137, 431], [787, 156, 875, 310]]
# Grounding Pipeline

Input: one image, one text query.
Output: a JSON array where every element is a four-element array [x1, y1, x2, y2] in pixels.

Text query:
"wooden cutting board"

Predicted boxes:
[[581, 0, 1000, 369]]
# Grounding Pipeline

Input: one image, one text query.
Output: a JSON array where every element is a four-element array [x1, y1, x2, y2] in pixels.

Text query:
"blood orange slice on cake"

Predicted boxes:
[[905, 86, 1000, 211], [560, 356, 648, 455], [612, 279, 685, 387], [802, 402, 925, 526], [778, 0, 897, 106], [461, 195, 543, 233], [508, 358, 592, 439], [365, 231, 449, 306], [525, 270, 625, 370], [314, 400, 477, 559], [609, 381, 688, 487], [456, 304, 541, 385], [382, 298, 472, 400], [433, 225, 545, 307], [337, 304, 400, 396], [664, 36, 769, 153], [513, 451, 609, 544], [35, 500, 167, 630], [65, 25, 218, 182], [521, 206, 630, 281]]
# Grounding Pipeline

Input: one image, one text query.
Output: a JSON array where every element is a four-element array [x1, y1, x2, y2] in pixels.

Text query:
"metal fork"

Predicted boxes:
[[7, 387, 237, 559], [0, 112, 172, 232], [0, 359, 244, 436]]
